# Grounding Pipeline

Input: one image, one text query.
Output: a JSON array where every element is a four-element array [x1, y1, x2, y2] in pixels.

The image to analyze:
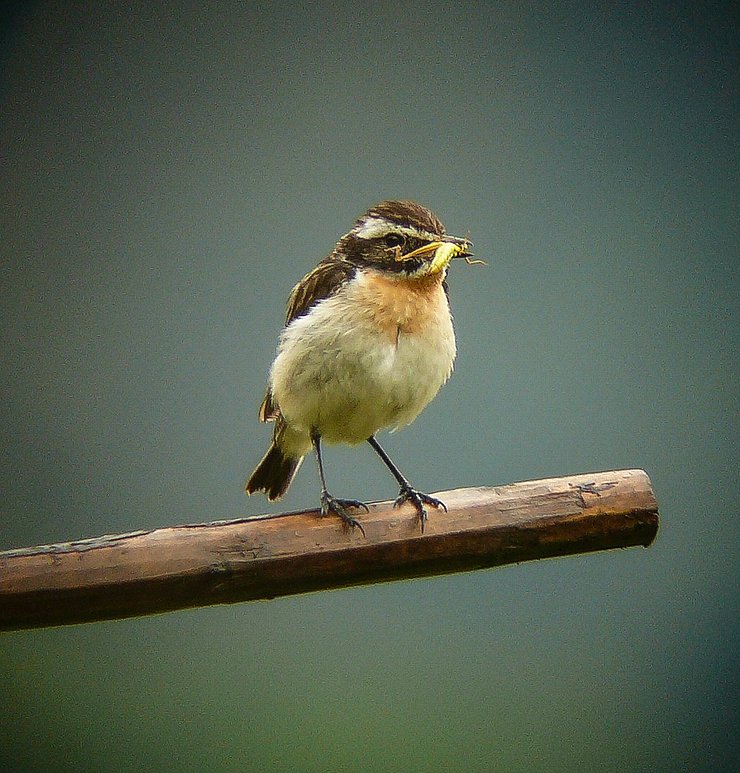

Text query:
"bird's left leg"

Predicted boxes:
[[366, 435, 446, 532]]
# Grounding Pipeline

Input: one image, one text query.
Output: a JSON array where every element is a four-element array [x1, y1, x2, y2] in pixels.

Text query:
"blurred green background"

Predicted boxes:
[[1, 2, 737, 771]]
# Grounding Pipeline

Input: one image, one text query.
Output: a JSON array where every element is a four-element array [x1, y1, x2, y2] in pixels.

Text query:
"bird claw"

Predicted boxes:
[[394, 486, 447, 532], [320, 493, 368, 537]]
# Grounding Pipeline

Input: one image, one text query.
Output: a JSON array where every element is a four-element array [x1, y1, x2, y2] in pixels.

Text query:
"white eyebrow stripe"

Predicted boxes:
[[352, 216, 439, 242]]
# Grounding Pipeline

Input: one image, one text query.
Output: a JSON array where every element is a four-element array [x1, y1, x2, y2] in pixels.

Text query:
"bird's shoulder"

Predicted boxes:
[[284, 257, 356, 326]]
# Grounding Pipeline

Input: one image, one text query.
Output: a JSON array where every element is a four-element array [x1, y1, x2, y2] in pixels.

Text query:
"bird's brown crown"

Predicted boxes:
[[360, 200, 446, 237]]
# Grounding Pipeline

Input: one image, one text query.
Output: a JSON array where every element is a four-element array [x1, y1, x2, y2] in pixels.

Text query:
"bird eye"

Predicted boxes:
[[384, 233, 404, 248]]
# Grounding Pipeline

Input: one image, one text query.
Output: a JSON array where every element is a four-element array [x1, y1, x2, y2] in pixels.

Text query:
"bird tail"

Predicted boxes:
[[245, 441, 303, 501]]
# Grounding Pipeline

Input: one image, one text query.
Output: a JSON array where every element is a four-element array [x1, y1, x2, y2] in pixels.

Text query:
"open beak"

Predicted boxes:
[[399, 235, 476, 273]]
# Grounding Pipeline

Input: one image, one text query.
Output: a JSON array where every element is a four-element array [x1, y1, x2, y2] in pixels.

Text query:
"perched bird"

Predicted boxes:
[[245, 200, 475, 535]]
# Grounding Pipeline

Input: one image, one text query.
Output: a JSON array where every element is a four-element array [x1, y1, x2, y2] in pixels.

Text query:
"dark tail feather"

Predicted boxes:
[[245, 442, 302, 501]]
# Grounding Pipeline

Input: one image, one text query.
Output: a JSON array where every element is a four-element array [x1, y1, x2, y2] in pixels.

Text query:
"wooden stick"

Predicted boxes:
[[0, 469, 658, 631]]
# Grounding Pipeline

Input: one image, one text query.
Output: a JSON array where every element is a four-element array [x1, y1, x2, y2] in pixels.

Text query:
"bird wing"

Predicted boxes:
[[258, 390, 279, 422], [284, 258, 355, 325], [257, 258, 355, 423]]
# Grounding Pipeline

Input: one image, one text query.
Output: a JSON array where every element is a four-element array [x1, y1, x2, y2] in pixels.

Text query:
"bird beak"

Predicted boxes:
[[400, 236, 474, 274]]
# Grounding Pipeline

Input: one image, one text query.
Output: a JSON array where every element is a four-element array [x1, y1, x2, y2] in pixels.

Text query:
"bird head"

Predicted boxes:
[[337, 200, 475, 279]]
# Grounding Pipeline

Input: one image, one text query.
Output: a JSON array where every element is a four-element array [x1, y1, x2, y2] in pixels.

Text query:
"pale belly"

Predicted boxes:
[[270, 271, 456, 448]]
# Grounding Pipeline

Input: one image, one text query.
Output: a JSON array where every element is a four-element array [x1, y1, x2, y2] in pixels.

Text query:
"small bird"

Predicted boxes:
[[245, 200, 475, 534]]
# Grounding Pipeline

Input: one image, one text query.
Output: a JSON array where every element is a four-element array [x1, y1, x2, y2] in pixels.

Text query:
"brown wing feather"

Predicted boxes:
[[258, 390, 277, 422], [284, 257, 355, 325], [257, 257, 355, 423]]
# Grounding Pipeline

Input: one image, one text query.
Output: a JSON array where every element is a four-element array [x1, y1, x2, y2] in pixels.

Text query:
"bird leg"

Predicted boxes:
[[366, 435, 446, 533], [312, 431, 368, 536]]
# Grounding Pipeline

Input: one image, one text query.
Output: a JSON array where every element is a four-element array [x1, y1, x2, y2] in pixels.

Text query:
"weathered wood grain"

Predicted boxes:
[[0, 469, 659, 631]]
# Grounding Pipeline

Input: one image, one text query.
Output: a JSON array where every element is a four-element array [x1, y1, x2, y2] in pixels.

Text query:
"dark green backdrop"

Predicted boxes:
[[2, 2, 737, 771]]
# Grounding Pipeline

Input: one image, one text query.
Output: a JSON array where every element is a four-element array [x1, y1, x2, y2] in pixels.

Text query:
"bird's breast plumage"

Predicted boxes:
[[269, 267, 456, 449]]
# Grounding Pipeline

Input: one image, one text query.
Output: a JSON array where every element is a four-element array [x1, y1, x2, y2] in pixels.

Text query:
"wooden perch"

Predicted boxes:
[[0, 469, 658, 631]]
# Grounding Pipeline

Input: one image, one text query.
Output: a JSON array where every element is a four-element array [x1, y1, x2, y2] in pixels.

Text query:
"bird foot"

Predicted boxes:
[[320, 493, 369, 537], [394, 486, 447, 533]]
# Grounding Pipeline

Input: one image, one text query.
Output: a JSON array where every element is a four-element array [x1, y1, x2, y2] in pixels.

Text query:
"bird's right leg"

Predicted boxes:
[[311, 430, 368, 536]]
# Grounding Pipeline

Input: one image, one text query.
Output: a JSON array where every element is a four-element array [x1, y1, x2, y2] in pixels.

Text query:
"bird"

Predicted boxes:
[[245, 200, 476, 535]]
